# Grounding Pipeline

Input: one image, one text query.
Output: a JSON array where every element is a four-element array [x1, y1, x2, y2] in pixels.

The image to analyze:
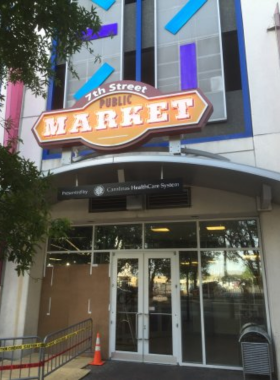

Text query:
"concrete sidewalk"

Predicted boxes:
[[82, 360, 248, 380], [47, 356, 91, 380], [0, 356, 91, 380], [1, 355, 273, 380]]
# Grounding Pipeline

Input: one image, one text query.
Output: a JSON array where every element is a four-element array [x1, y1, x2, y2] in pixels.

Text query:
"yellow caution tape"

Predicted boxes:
[[0, 342, 43, 352], [0, 325, 91, 352], [45, 326, 91, 348]]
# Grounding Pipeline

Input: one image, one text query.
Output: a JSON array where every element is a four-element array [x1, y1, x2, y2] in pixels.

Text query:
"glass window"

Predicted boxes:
[[180, 251, 202, 363], [47, 226, 93, 252], [222, 31, 242, 92], [149, 258, 173, 355], [200, 220, 259, 249], [94, 252, 110, 265], [124, 48, 155, 86], [51, 64, 66, 110], [156, 0, 226, 121], [145, 222, 197, 249], [47, 252, 91, 266], [116, 258, 139, 351], [201, 250, 267, 366], [94, 225, 142, 250]]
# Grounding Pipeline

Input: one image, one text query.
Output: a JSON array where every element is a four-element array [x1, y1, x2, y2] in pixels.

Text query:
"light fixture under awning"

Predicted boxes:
[[206, 226, 226, 231], [151, 227, 170, 232]]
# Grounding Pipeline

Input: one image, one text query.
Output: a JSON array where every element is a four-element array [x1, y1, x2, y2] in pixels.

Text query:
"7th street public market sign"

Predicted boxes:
[[32, 81, 213, 153]]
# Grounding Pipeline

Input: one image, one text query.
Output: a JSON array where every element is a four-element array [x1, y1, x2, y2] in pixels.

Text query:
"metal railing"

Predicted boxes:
[[0, 318, 93, 380], [0, 336, 42, 380], [40, 318, 92, 379]]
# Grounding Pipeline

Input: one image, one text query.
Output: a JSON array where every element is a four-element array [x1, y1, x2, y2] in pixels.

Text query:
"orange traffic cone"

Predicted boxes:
[[89, 333, 105, 366]]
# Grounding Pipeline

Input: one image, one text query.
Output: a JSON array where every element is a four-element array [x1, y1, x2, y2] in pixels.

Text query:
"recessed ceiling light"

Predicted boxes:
[[243, 254, 258, 259], [206, 226, 226, 231], [151, 227, 170, 232]]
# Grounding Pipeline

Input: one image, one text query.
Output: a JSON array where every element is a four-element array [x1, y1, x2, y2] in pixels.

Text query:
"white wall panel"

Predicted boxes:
[[18, 116, 43, 168], [254, 133, 280, 172], [241, 0, 280, 136]]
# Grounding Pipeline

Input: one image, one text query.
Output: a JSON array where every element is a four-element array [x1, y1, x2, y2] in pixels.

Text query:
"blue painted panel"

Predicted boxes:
[[73, 63, 115, 100], [165, 0, 208, 35], [82, 23, 118, 41], [91, 0, 115, 11], [42, 150, 62, 160], [180, 43, 197, 90], [136, 0, 142, 81]]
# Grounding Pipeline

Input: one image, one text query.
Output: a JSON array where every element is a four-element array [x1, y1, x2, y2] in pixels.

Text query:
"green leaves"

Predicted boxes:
[[0, 0, 101, 97], [0, 1, 101, 274], [0, 144, 71, 275]]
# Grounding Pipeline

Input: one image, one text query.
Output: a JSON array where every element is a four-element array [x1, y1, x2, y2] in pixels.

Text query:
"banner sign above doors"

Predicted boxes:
[[32, 81, 213, 153], [57, 178, 183, 200]]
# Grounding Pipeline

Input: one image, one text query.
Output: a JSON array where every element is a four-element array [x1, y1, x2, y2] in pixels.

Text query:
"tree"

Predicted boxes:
[[0, 0, 101, 98], [0, 140, 71, 275], [0, 1, 101, 274]]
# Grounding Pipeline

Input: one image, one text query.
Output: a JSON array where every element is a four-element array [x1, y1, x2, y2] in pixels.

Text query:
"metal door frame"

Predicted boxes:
[[109, 251, 180, 364]]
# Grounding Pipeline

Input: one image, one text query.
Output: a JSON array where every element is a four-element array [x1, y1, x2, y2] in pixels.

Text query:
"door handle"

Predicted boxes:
[[143, 313, 149, 340], [136, 313, 143, 340]]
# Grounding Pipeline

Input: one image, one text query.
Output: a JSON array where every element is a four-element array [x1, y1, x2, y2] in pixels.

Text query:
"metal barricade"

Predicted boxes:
[[40, 318, 92, 379], [0, 336, 42, 380], [239, 324, 274, 380], [0, 318, 93, 380]]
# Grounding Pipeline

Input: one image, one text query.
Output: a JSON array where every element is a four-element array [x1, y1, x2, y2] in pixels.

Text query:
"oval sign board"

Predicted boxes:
[[32, 81, 213, 153]]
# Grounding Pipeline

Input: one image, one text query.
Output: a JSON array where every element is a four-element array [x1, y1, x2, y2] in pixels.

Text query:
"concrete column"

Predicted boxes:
[[260, 205, 280, 377]]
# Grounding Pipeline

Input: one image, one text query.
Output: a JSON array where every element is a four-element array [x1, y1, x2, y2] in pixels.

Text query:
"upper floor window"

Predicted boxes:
[[222, 31, 242, 92], [51, 63, 66, 110], [124, 47, 155, 86]]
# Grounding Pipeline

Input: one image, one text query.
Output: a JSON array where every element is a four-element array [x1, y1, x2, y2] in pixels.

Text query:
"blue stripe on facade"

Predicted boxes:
[[145, 132, 252, 149], [74, 63, 115, 100], [44, 40, 58, 160], [46, 79, 54, 112], [91, 0, 115, 11], [136, 0, 142, 81], [165, 0, 208, 35], [42, 150, 62, 160], [46, 40, 58, 111], [234, 0, 253, 138]]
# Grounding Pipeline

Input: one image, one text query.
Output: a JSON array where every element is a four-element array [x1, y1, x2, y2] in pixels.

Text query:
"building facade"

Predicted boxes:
[[1, 0, 280, 374]]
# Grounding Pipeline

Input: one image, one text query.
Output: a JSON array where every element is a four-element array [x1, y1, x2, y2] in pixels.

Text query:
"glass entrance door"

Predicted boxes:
[[110, 252, 179, 364]]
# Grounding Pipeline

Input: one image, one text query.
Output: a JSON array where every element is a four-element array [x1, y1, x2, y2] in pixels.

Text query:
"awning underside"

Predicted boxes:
[[49, 153, 280, 205]]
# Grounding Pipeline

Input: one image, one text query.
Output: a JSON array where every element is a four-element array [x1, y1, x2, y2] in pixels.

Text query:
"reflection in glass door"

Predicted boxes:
[[110, 252, 178, 364], [115, 258, 139, 353], [148, 258, 173, 356]]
